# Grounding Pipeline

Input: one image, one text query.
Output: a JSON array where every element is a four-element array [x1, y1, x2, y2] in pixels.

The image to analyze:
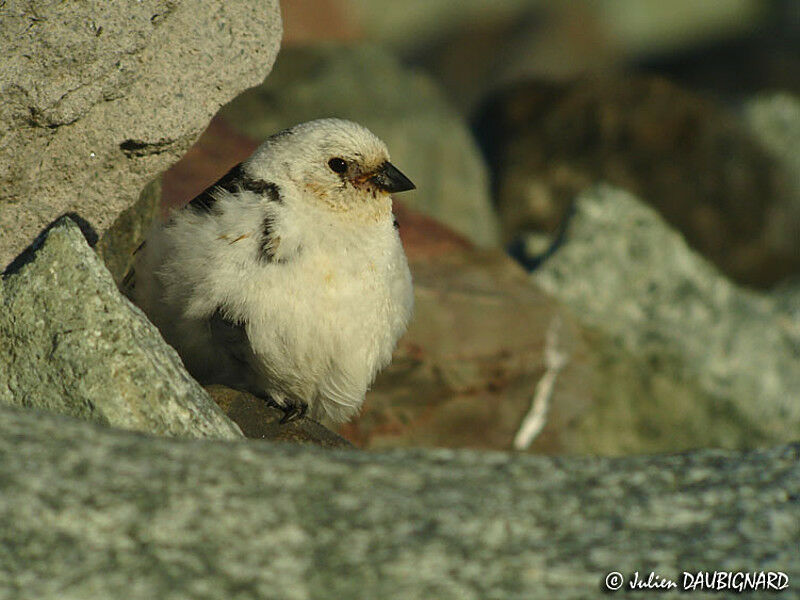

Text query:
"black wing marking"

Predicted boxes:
[[257, 184, 286, 264], [189, 163, 246, 213], [186, 162, 289, 266], [188, 164, 283, 213], [259, 213, 283, 264]]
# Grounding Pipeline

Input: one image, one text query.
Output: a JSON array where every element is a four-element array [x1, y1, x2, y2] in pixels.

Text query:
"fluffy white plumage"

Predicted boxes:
[[131, 118, 414, 423]]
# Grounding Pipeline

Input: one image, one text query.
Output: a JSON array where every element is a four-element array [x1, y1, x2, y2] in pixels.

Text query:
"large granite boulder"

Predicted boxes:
[[2, 404, 797, 599], [0, 217, 241, 439], [532, 186, 800, 446], [475, 76, 799, 287], [219, 43, 500, 247], [0, 0, 282, 268]]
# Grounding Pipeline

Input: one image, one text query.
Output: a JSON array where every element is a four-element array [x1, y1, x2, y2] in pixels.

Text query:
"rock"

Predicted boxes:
[[557, 327, 763, 455], [218, 43, 500, 247], [743, 93, 800, 265], [0, 217, 241, 440], [281, 0, 362, 45], [0, 0, 282, 267], [399, 4, 620, 113], [2, 403, 798, 599], [773, 278, 800, 330], [475, 76, 800, 287], [292, 0, 765, 58], [95, 179, 161, 286], [335, 0, 768, 112], [744, 95, 800, 183], [207, 385, 353, 449], [532, 186, 800, 446]]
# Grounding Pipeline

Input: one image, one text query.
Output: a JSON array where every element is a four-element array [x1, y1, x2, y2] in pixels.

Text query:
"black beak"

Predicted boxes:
[[370, 162, 416, 193]]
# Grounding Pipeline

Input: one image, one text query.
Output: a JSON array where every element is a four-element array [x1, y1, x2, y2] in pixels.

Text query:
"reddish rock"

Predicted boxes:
[[392, 202, 473, 261]]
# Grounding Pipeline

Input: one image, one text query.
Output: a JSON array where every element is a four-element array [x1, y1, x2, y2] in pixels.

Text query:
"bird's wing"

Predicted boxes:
[[188, 163, 248, 213], [121, 164, 250, 293], [189, 162, 282, 213], [208, 308, 257, 369]]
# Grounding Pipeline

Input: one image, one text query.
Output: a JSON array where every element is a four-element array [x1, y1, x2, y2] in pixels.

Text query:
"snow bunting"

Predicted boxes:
[[130, 118, 415, 423]]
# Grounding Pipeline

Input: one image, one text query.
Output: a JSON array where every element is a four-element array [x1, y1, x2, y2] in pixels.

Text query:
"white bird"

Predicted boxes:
[[130, 118, 415, 424]]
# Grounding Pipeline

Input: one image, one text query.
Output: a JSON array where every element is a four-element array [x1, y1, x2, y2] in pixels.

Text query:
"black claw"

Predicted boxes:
[[263, 394, 308, 424], [277, 398, 308, 424], [297, 401, 308, 420]]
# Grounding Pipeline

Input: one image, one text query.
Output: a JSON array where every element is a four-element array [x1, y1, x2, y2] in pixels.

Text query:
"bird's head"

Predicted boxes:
[[245, 118, 415, 216]]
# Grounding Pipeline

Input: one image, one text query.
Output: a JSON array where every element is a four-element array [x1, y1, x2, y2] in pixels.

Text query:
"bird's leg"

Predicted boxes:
[[266, 392, 309, 424]]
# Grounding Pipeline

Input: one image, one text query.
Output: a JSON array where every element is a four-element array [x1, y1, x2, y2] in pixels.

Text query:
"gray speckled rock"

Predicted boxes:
[[0, 217, 241, 439], [744, 93, 800, 261], [219, 43, 500, 247], [745, 93, 800, 197], [0, 0, 282, 267], [1, 403, 797, 599], [532, 186, 800, 445], [774, 278, 800, 328]]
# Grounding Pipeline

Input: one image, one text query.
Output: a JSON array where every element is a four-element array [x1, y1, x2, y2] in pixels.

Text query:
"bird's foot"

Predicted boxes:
[[267, 394, 308, 424]]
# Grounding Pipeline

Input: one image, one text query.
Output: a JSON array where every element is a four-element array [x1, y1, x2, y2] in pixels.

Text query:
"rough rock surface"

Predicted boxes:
[[532, 186, 800, 445], [0, 217, 241, 439], [2, 404, 798, 599], [219, 43, 500, 247], [0, 0, 282, 267], [745, 93, 800, 194], [475, 76, 799, 287], [774, 278, 800, 328]]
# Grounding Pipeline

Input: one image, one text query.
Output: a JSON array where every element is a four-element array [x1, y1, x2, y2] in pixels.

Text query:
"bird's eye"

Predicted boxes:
[[328, 157, 348, 174]]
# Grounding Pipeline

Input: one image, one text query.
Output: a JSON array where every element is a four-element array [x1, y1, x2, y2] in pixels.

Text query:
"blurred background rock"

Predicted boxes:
[[151, 0, 799, 455], [283, 0, 799, 108]]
